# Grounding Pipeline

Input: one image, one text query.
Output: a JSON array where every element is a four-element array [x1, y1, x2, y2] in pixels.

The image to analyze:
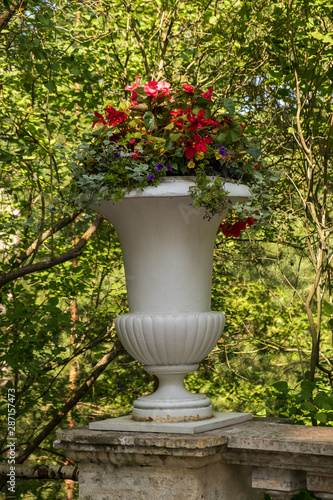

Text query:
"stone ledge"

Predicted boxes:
[[54, 418, 333, 500], [55, 418, 333, 463], [55, 425, 228, 455], [223, 448, 333, 474], [219, 420, 333, 456]]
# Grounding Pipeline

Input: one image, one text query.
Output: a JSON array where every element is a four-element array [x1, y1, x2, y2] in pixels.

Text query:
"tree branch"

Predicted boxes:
[[0, 214, 104, 289], [0, 0, 28, 33], [0, 464, 78, 481], [0, 340, 122, 491], [13, 211, 81, 268]]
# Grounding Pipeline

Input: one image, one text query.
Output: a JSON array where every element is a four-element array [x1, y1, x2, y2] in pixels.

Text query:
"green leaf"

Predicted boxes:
[[164, 139, 175, 150], [315, 412, 328, 423], [300, 401, 316, 412], [35, 63, 44, 74], [311, 31, 333, 45], [209, 15, 218, 25], [225, 121, 242, 144], [300, 380, 315, 399], [247, 146, 263, 158], [144, 111, 157, 132], [323, 300, 333, 316], [221, 98, 235, 118], [272, 381, 289, 393], [43, 81, 57, 93], [215, 132, 227, 144]]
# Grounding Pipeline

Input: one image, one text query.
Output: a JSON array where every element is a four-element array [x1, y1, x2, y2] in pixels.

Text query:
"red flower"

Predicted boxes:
[[201, 86, 213, 101], [187, 108, 220, 133], [105, 106, 128, 127], [184, 135, 213, 159], [222, 115, 232, 125], [194, 135, 213, 150], [183, 84, 194, 94], [131, 149, 141, 160], [92, 111, 107, 128], [170, 108, 187, 129], [219, 217, 257, 238], [184, 140, 197, 160]]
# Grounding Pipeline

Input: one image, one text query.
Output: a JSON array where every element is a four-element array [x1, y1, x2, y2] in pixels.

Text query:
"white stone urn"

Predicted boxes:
[[93, 177, 250, 423]]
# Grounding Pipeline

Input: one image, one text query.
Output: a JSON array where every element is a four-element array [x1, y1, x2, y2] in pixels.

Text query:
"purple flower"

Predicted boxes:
[[156, 163, 164, 171], [113, 153, 121, 157], [166, 164, 173, 171], [217, 144, 226, 157], [147, 174, 156, 180]]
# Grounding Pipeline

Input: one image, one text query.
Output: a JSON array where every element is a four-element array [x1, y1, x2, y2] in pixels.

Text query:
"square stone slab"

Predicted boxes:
[[89, 412, 252, 434]]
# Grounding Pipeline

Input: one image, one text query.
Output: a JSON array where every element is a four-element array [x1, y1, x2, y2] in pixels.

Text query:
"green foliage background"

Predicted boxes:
[[0, 0, 332, 498]]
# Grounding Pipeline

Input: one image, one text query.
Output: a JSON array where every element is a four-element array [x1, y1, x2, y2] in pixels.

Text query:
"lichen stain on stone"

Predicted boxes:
[[133, 413, 210, 424]]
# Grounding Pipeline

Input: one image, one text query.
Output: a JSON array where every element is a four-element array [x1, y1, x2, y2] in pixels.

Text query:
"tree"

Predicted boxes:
[[1, 0, 332, 498]]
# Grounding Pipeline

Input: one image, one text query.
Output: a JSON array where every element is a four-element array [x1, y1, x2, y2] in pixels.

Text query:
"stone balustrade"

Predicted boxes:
[[221, 418, 333, 499], [54, 418, 333, 500]]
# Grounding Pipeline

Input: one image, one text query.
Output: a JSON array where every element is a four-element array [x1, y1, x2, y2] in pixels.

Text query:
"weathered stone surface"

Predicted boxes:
[[55, 425, 228, 460], [89, 412, 251, 433], [307, 472, 333, 493], [224, 448, 333, 474], [77, 460, 259, 500], [265, 490, 302, 500], [252, 467, 306, 491], [220, 420, 333, 456], [54, 418, 333, 500]]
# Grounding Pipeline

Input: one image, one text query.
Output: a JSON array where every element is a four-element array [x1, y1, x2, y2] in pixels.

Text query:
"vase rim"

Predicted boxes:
[[120, 176, 251, 200]]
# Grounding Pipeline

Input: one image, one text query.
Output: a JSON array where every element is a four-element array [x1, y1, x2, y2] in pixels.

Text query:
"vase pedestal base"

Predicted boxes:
[[132, 403, 213, 423], [132, 363, 213, 423], [88, 412, 252, 434]]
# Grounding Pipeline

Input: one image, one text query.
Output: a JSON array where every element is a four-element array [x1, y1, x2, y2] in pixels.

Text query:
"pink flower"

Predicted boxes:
[[125, 75, 140, 92], [144, 81, 159, 96], [157, 81, 171, 95], [144, 81, 171, 98], [126, 76, 140, 106]]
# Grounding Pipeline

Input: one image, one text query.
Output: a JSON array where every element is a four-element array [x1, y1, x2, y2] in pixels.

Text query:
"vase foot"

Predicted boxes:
[[132, 364, 212, 422], [132, 405, 213, 422]]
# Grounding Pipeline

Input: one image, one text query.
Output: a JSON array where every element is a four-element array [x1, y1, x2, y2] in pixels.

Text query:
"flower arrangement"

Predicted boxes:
[[68, 78, 273, 230]]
